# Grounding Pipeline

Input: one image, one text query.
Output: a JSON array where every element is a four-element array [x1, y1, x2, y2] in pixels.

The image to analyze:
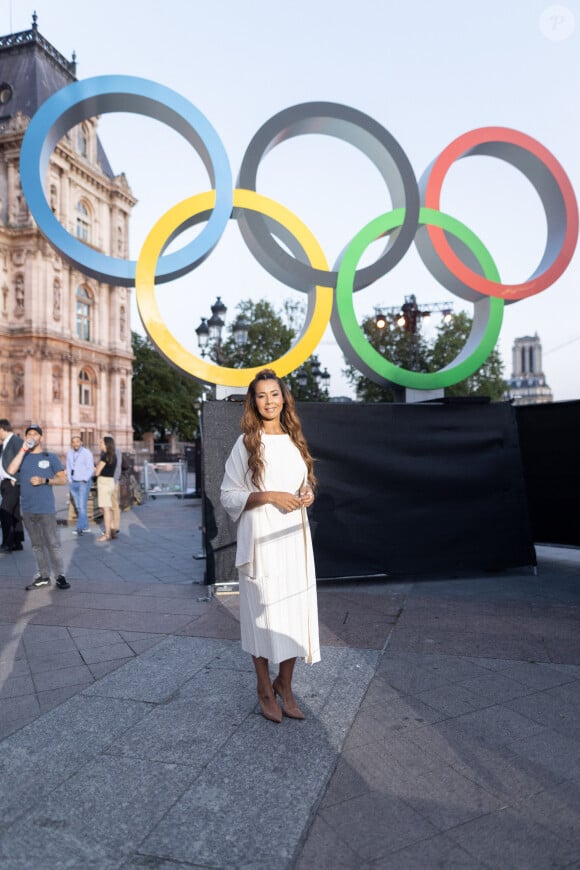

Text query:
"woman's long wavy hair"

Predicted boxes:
[[241, 369, 316, 490], [102, 435, 116, 465]]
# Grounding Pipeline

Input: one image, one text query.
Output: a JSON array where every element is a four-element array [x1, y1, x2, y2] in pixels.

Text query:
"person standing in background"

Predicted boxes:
[[94, 435, 117, 542], [109, 438, 123, 539], [7, 424, 70, 590], [66, 435, 95, 537], [0, 419, 25, 553]]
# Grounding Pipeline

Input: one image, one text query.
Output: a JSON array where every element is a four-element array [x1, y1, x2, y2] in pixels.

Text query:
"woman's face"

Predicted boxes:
[[254, 379, 284, 423], [100, 439, 105, 451]]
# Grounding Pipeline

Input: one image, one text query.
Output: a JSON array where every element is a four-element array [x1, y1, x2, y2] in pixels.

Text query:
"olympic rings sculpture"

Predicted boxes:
[[19, 75, 579, 390]]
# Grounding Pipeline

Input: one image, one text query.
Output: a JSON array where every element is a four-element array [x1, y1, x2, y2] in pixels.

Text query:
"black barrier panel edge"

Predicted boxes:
[[516, 400, 580, 547]]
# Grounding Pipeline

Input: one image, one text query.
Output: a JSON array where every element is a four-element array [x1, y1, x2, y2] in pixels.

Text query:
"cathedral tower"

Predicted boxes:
[[508, 333, 553, 405]]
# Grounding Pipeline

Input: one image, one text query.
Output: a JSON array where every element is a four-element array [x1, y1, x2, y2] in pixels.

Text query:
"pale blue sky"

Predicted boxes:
[[5, 0, 579, 398]]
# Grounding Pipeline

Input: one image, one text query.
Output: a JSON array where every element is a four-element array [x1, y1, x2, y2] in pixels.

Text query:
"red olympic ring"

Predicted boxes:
[[421, 127, 579, 301]]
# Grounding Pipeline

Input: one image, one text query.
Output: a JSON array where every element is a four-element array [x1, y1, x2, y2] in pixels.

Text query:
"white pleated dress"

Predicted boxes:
[[220, 433, 320, 665]]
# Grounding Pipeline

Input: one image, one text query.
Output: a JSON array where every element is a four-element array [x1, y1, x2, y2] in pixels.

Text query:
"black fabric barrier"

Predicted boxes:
[[201, 400, 536, 583], [516, 400, 580, 547]]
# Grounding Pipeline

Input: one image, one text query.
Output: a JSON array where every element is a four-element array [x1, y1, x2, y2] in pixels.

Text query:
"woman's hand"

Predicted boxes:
[[245, 490, 306, 512], [299, 485, 315, 507], [268, 491, 302, 512]]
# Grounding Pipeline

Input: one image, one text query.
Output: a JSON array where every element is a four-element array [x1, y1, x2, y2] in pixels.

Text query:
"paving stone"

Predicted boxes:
[[320, 790, 438, 862], [507, 728, 580, 779], [0, 673, 35, 699], [513, 777, 580, 848], [0, 694, 40, 738], [0, 695, 152, 827], [0, 755, 198, 869], [371, 832, 489, 869], [20, 624, 72, 644], [88, 658, 133, 680], [0, 657, 30, 678], [450, 672, 533, 705], [506, 686, 580, 740], [447, 805, 578, 869], [122, 637, 162, 655], [37, 684, 92, 713], [442, 741, 563, 803], [294, 815, 365, 869], [79, 641, 135, 664], [23, 635, 78, 656], [425, 703, 545, 748], [385, 762, 503, 831], [27, 649, 85, 673], [176, 606, 242, 640], [139, 718, 338, 867], [82, 635, 231, 703], [31, 664, 94, 693], [317, 751, 374, 810], [498, 660, 580, 690], [416, 681, 492, 717], [69, 627, 124, 648]]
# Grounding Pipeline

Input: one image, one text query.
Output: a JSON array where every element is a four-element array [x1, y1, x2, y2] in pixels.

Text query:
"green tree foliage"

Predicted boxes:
[[344, 310, 507, 402], [217, 299, 295, 369], [131, 331, 204, 440], [428, 311, 508, 400], [218, 299, 329, 402], [344, 315, 431, 402]]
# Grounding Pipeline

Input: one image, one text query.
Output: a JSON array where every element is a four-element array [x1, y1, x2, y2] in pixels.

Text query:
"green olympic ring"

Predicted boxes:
[[333, 207, 504, 389]]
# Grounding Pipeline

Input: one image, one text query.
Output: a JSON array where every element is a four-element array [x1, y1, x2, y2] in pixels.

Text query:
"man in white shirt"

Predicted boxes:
[[65, 435, 95, 536], [0, 418, 25, 553]]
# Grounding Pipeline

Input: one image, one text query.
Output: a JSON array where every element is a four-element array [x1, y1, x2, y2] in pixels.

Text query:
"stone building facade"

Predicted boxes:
[[0, 14, 135, 453], [508, 333, 553, 406]]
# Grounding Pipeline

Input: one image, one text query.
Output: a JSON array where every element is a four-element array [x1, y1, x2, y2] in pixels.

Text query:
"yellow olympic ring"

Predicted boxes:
[[135, 189, 334, 387]]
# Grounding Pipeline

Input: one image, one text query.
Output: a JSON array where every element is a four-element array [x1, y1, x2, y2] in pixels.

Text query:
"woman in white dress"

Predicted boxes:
[[221, 369, 320, 723]]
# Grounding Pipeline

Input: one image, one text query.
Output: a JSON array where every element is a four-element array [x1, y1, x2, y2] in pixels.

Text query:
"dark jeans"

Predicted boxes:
[[0, 478, 24, 548], [22, 512, 63, 578]]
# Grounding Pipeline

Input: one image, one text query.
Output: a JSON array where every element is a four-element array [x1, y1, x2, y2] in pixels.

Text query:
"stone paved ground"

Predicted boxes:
[[0, 487, 579, 868]]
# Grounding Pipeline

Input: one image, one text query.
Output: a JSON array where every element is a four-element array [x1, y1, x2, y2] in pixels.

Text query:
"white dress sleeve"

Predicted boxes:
[[220, 436, 256, 573]]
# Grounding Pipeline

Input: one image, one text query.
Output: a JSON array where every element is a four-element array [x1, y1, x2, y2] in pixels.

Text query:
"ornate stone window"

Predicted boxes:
[[75, 200, 91, 242], [78, 368, 94, 406], [50, 184, 58, 214], [76, 285, 92, 341], [77, 125, 88, 157]]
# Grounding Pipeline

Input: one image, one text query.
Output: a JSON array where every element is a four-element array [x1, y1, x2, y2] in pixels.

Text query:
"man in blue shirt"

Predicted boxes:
[[7, 424, 70, 590], [66, 435, 95, 536]]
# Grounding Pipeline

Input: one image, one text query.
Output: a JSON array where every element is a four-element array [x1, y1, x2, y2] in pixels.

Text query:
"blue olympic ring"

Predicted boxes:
[[19, 75, 233, 286]]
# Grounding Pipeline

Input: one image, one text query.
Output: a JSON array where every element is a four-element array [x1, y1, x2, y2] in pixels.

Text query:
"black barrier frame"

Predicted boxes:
[[201, 400, 536, 584]]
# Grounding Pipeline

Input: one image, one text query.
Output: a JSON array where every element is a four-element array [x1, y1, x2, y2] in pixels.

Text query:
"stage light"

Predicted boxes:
[[375, 313, 387, 329]]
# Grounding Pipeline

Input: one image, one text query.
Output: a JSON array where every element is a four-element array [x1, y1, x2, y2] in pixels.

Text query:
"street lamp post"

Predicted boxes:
[[195, 297, 251, 397], [294, 354, 331, 400]]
